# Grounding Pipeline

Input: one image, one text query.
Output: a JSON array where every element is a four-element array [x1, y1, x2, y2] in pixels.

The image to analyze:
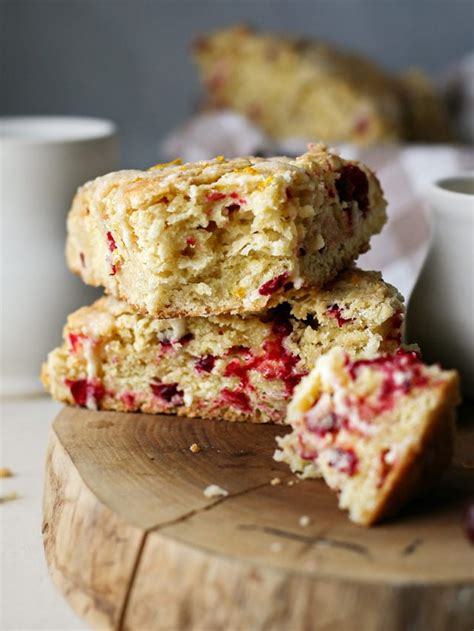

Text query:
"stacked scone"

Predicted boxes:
[[43, 144, 394, 420], [42, 143, 460, 524]]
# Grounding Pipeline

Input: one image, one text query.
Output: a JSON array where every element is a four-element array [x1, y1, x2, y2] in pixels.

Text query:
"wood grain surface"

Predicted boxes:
[[43, 406, 474, 631]]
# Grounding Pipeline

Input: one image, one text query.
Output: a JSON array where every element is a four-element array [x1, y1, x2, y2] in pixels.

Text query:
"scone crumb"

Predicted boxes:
[[270, 477, 281, 486], [287, 479, 295, 486], [0, 491, 19, 504], [0, 467, 13, 478], [189, 443, 201, 453], [270, 542, 283, 553], [203, 484, 228, 498], [149, 158, 182, 170], [299, 515, 311, 527]]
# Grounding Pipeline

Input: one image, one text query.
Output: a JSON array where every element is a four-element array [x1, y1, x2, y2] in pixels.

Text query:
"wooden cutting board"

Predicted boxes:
[[43, 406, 474, 631]]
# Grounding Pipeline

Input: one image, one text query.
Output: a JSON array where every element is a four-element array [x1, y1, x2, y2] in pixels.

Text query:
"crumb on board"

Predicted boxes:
[[270, 477, 281, 486], [270, 542, 283, 553], [299, 515, 311, 527], [0, 467, 13, 478], [203, 484, 228, 499], [0, 492, 19, 504], [287, 480, 295, 486], [189, 443, 201, 453]]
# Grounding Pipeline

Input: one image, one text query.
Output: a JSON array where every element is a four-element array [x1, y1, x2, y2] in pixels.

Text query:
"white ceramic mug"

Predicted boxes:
[[406, 172, 474, 398], [0, 116, 119, 393]]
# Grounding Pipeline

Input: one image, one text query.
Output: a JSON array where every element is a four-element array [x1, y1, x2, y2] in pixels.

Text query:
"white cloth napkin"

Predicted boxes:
[[162, 111, 474, 300]]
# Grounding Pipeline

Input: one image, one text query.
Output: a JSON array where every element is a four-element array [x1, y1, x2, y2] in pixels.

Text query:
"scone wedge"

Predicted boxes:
[[42, 270, 403, 424], [275, 347, 460, 525], [66, 145, 386, 318]]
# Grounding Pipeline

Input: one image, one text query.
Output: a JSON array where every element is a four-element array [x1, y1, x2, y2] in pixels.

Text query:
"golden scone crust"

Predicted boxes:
[[66, 145, 386, 318], [42, 269, 403, 424]]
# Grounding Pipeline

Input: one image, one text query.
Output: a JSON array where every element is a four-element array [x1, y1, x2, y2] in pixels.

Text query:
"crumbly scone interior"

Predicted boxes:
[[275, 348, 459, 524], [66, 147, 386, 317], [42, 270, 403, 423]]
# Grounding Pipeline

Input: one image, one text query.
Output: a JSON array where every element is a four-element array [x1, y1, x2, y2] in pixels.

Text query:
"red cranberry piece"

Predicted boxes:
[[206, 190, 227, 202], [259, 272, 290, 296], [463, 499, 474, 544], [65, 379, 88, 406], [228, 191, 246, 204], [254, 358, 284, 381], [327, 304, 353, 327], [306, 412, 341, 437], [150, 382, 183, 404], [204, 221, 217, 232], [225, 203, 240, 215], [354, 116, 370, 135], [328, 448, 359, 476], [224, 359, 250, 383], [65, 378, 105, 408], [186, 237, 196, 246], [284, 372, 306, 395], [388, 313, 404, 344], [271, 319, 293, 338], [110, 264, 117, 276], [69, 333, 86, 353], [159, 339, 173, 352], [335, 165, 369, 213], [106, 231, 117, 252], [121, 392, 136, 409], [261, 338, 289, 361], [297, 434, 318, 461], [178, 333, 194, 346], [347, 349, 421, 381], [195, 355, 215, 373], [220, 388, 251, 413]]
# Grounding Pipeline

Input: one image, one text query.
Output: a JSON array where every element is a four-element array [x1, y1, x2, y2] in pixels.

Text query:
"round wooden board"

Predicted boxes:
[[43, 406, 474, 631]]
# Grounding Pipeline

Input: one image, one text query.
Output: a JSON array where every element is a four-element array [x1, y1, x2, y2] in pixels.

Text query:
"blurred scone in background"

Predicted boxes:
[[194, 25, 455, 145]]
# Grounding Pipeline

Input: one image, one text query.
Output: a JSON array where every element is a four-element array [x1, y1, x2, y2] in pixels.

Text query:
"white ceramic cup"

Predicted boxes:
[[406, 172, 474, 398], [0, 116, 119, 393]]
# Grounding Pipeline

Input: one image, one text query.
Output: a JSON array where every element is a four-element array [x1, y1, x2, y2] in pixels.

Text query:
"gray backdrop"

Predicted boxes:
[[1, 0, 473, 167]]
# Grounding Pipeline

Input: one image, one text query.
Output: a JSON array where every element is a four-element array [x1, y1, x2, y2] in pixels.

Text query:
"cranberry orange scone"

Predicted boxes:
[[194, 26, 453, 144], [41, 270, 403, 423], [66, 145, 386, 318], [194, 26, 404, 144], [275, 348, 460, 525]]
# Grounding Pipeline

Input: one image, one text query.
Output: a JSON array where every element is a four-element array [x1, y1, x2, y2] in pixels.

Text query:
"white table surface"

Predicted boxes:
[[1, 393, 87, 630]]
